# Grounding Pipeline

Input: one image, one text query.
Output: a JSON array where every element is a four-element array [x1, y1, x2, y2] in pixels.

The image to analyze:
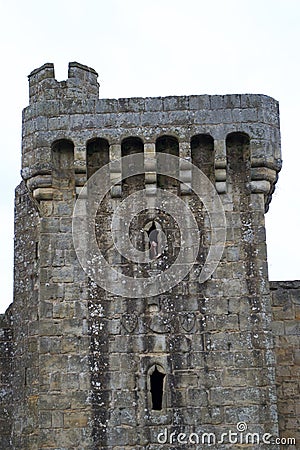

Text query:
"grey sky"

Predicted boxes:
[[0, 0, 299, 312]]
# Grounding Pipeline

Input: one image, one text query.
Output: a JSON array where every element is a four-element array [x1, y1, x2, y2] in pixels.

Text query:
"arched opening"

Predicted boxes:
[[144, 220, 165, 259], [226, 132, 250, 190], [156, 135, 179, 189], [121, 137, 144, 196], [191, 134, 215, 182], [51, 139, 74, 189], [86, 138, 109, 178], [149, 365, 165, 411]]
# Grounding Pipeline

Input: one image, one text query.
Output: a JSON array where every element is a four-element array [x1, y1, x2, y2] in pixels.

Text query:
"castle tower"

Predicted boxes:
[[3, 62, 284, 449]]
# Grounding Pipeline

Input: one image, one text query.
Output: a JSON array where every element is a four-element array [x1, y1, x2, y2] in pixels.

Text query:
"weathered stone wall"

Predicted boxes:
[[2, 62, 298, 449], [0, 307, 13, 449], [271, 281, 300, 447], [11, 181, 40, 449], [85, 134, 281, 448], [35, 139, 92, 449]]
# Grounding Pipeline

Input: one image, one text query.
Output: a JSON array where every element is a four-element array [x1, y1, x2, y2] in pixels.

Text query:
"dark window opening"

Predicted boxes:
[[86, 138, 109, 179], [226, 132, 250, 175], [121, 137, 144, 196], [147, 221, 159, 259], [156, 135, 179, 189], [226, 132, 251, 194], [144, 220, 166, 259], [150, 366, 165, 410], [51, 139, 75, 190], [191, 134, 215, 182]]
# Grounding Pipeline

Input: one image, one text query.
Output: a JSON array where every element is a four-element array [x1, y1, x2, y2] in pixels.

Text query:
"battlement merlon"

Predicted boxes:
[[28, 62, 99, 103]]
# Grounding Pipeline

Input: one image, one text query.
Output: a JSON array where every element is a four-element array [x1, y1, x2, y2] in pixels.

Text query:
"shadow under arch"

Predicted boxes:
[[191, 133, 215, 182], [86, 137, 109, 179], [121, 136, 144, 196], [156, 135, 179, 189], [226, 132, 251, 192], [51, 139, 75, 189]]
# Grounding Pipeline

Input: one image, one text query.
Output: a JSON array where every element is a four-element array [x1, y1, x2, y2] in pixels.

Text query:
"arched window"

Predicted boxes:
[[144, 220, 165, 259], [86, 138, 109, 178], [51, 139, 74, 189], [121, 137, 144, 196], [148, 365, 166, 411], [191, 134, 215, 182], [156, 135, 179, 189]]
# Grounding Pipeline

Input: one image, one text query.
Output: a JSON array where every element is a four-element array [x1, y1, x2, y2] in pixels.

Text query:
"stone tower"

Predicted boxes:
[[2, 61, 295, 449]]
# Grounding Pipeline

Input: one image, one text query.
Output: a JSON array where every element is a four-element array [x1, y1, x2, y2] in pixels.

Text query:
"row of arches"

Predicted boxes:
[[51, 132, 250, 190]]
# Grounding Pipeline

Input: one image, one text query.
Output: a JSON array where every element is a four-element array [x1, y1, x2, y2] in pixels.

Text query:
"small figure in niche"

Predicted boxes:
[[147, 221, 160, 259]]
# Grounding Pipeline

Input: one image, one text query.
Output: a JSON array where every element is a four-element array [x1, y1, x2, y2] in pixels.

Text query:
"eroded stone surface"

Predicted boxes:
[[0, 62, 297, 450]]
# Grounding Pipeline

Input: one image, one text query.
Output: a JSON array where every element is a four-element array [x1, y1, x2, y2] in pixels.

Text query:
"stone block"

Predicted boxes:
[[118, 97, 145, 112], [51, 411, 63, 428], [145, 97, 163, 111], [175, 371, 198, 388], [189, 94, 210, 110], [210, 387, 263, 406], [51, 266, 74, 283], [64, 411, 89, 428], [294, 349, 300, 365], [40, 337, 61, 354], [38, 411, 51, 430], [187, 388, 208, 406], [163, 96, 189, 111], [96, 99, 118, 113], [39, 320, 62, 336], [285, 321, 300, 335], [224, 404, 261, 424], [273, 305, 294, 321], [39, 394, 72, 410], [226, 246, 240, 262]]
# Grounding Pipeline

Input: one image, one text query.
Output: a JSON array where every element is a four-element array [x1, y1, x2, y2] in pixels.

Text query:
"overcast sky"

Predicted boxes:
[[0, 0, 299, 313]]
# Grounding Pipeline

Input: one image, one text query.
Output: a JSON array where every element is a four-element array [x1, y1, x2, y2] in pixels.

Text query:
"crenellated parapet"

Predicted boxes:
[[28, 62, 99, 104], [22, 62, 281, 211]]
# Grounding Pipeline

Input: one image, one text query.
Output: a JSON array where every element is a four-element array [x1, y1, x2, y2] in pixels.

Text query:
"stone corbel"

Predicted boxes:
[[144, 143, 157, 196], [26, 174, 53, 202], [33, 187, 54, 201], [179, 142, 192, 195], [109, 144, 122, 198], [214, 139, 227, 194], [250, 166, 278, 195], [74, 145, 87, 190]]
